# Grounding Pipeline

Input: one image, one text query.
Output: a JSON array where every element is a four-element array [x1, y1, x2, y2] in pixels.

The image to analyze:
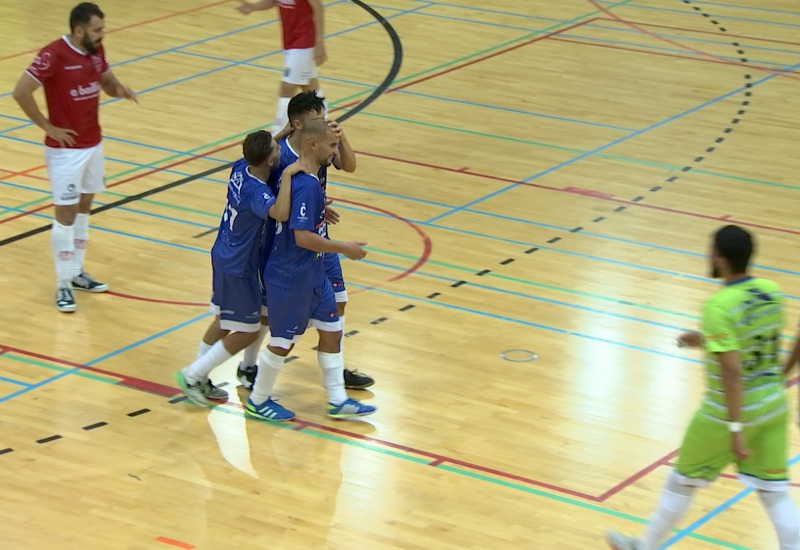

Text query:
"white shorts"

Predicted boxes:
[[45, 143, 105, 206], [282, 48, 317, 85]]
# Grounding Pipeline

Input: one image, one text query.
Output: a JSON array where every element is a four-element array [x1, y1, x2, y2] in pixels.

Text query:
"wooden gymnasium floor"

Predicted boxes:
[[1, 0, 800, 548]]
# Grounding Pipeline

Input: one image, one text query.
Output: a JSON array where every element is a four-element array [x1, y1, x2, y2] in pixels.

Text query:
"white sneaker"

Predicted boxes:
[[605, 531, 643, 550]]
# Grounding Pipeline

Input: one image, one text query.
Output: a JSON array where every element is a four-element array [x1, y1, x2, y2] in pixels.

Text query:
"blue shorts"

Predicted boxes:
[[323, 251, 347, 302], [210, 267, 263, 332], [265, 279, 342, 349]]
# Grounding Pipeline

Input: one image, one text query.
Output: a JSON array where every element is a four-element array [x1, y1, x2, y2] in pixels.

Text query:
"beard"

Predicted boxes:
[[321, 156, 333, 167], [83, 34, 100, 54]]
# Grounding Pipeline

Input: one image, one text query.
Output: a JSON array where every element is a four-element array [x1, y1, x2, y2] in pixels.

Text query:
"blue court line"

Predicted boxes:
[[403, 0, 800, 23], [0, 375, 33, 388], [0, 0, 347, 101], [426, 57, 800, 224], [86, 312, 212, 366], [686, 0, 800, 16], [0, 114, 231, 163], [330, 201, 800, 305], [0, 368, 79, 405], [595, 0, 800, 29], [664, 453, 800, 547], [0, 134, 230, 185], [0, 201, 713, 363], [0, 0, 424, 136], [175, 49, 638, 133], [383, 9, 797, 67]]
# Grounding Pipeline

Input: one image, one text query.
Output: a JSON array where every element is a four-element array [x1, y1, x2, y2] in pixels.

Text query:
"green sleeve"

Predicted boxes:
[[702, 300, 740, 353]]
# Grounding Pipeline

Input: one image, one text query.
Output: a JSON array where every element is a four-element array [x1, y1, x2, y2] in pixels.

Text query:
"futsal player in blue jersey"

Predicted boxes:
[[246, 118, 375, 421], [236, 91, 375, 392], [174, 130, 303, 405]]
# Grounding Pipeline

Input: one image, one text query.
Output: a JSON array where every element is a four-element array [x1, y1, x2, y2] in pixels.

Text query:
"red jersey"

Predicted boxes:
[[277, 0, 316, 50], [26, 36, 109, 149]]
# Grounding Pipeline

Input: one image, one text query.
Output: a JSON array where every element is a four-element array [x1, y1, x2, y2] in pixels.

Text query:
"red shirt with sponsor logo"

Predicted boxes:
[[277, 0, 316, 50], [26, 36, 109, 149]]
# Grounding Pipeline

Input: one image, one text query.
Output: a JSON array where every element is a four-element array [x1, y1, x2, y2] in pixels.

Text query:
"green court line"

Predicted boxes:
[[4, 354, 120, 385], [209, 403, 748, 549]]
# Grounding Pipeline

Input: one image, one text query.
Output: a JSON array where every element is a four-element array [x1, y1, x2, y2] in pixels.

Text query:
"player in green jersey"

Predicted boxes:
[[607, 225, 799, 550]]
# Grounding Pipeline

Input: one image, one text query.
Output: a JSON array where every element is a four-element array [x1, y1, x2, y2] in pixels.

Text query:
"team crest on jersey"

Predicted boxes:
[[31, 52, 52, 73], [90, 55, 103, 73]]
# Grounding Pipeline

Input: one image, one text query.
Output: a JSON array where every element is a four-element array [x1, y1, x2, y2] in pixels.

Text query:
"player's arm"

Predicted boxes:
[[704, 302, 750, 460], [268, 162, 305, 222], [294, 230, 366, 260], [784, 326, 800, 376], [13, 73, 77, 147], [237, 0, 275, 14], [329, 121, 357, 173], [308, 0, 327, 65], [100, 70, 137, 102]]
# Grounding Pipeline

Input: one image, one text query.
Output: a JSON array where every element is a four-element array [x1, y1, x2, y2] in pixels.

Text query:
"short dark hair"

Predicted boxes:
[[70, 3, 104, 32], [287, 91, 326, 121], [714, 225, 753, 274], [300, 117, 331, 141], [242, 130, 275, 166]]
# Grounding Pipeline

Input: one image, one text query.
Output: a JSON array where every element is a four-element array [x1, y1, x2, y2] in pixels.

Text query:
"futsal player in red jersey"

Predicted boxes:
[[13, 2, 137, 313], [236, 0, 328, 134]]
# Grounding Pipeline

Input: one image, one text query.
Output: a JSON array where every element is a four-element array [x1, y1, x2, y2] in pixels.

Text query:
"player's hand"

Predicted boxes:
[[116, 84, 138, 103], [326, 120, 345, 141], [731, 432, 751, 461], [341, 241, 367, 260], [324, 206, 340, 225], [314, 40, 327, 66], [677, 331, 703, 348], [45, 124, 78, 147], [237, 0, 255, 15], [283, 160, 307, 177]]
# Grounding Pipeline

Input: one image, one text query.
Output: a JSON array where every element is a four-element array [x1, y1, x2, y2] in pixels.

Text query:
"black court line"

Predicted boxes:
[[0, 0, 403, 249]]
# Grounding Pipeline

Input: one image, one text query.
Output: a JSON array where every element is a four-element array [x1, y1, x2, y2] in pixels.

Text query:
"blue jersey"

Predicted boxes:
[[211, 158, 277, 277], [260, 138, 333, 269], [263, 172, 327, 290]]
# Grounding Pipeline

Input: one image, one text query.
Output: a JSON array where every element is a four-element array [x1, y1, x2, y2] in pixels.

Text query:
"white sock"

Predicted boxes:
[[250, 348, 285, 405], [641, 472, 695, 550], [51, 220, 76, 288], [183, 341, 232, 385], [242, 324, 270, 367], [315, 88, 329, 116], [339, 315, 346, 368], [271, 97, 291, 135], [759, 491, 800, 550], [197, 341, 212, 359], [73, 213, 89, 274], [318, 349, 347, 404]]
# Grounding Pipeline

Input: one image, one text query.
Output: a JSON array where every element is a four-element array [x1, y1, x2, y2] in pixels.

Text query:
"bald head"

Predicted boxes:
[[300, 118, 339, 169]]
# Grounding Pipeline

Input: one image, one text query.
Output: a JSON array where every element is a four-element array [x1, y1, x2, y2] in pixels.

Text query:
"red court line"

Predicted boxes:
[[156, 537, 195, 550], [334, 197, 433, 282], [597, 449, 680, 501], [587, 0, 800, 81], [1, 342, 694, 503], [353, 150, 800, 237], [390, 18, 599, 92], [1, 345, 180, 397], [0, 164, 48, 182], [595, 18, 800, 48], [106, 291, 206, 307], [549, 36, 784, 70], [0, 0, 235, 63]]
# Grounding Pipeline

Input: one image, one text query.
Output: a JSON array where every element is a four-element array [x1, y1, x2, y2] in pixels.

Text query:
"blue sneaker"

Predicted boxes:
[[245, 398, 295, 422], [327, 398, 376, 419]]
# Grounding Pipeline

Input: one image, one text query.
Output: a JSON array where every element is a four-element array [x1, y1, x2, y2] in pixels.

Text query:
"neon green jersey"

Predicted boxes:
[[701, 277, 786, 424]]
